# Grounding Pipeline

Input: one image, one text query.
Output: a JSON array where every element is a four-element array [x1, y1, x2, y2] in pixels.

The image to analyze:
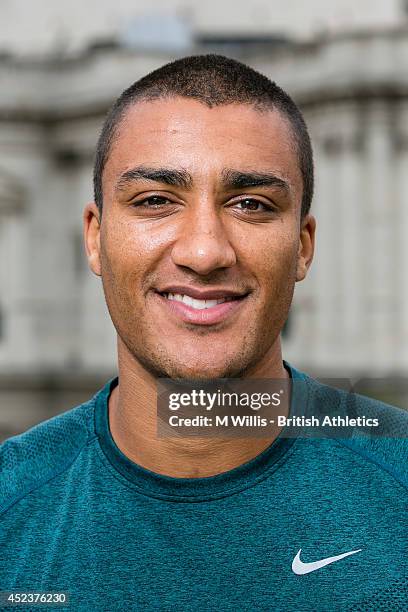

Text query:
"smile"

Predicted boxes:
[[154, 290, 249, 326], [162, 293, 237, 310]]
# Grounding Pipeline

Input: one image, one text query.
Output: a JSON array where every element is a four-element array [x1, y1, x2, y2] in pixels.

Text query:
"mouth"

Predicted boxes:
[[153, 290, 250, 326]]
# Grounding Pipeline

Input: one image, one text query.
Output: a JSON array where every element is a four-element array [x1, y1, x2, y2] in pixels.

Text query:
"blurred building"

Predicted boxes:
[[1, 2, 408, 438]]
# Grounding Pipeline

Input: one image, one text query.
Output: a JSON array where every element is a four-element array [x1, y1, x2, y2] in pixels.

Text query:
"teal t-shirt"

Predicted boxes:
[[1, 363, 407, 611]]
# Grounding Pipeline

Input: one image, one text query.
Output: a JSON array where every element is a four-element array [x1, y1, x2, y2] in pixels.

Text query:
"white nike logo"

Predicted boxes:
[[292, 548, 362, 575]]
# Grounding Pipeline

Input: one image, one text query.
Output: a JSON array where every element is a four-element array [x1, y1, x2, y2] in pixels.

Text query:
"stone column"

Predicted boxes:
[[361, 100, 395, 374], [335, 102, 366, 371], [0, 165, 31, 371], [393, 101, 408, 373]]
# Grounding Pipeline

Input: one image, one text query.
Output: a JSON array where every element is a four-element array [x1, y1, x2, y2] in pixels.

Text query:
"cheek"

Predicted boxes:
[[103, 213, 179, 265], [99, 216, 180, 314], [100, 218, 149, 280], [238, 227, 299, 288], [99, 219, 143, 303]]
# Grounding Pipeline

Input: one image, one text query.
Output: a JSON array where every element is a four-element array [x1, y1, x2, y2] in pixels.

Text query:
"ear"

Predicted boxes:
[[296, 214, 316, 282], [83, 202, 102, 277]]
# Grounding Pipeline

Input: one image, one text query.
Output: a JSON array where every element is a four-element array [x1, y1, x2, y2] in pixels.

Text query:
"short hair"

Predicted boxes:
[[93, 54, 313, 218]]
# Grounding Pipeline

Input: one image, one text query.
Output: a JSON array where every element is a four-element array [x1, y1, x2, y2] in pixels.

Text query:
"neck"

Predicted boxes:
[[108, 338, 290, 478]]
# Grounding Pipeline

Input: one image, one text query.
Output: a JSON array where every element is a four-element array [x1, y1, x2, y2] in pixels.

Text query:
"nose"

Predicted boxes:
[[170, 202, 237, 275]]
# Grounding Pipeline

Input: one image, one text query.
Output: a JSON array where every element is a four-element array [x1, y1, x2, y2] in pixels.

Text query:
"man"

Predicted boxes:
[[1, 55, 407, 611]]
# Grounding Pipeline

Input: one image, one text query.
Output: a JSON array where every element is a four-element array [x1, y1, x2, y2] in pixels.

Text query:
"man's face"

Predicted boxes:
[[85, 97, 314, 379]]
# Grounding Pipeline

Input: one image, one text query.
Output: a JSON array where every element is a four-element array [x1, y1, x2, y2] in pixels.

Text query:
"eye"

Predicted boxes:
[[133, 195, 172, 208], [233, 198, 273, 213]]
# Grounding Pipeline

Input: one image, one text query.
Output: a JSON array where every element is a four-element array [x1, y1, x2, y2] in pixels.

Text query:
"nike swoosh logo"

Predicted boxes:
[[292, 548, 362, 575]]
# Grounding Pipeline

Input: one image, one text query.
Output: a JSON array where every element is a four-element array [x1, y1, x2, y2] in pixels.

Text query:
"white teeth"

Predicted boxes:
[[165, 293, 228, 310]]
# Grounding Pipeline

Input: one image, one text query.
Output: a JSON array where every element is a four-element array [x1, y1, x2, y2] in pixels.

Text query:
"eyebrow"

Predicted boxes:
[[221, 169, 290, 192], [115, 165, 290, 194], [115, 166, 192, 192]]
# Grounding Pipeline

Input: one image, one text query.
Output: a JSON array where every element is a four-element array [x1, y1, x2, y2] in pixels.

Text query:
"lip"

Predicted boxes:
[[153, 291, 249, 326], [155, 285, 248, 300]]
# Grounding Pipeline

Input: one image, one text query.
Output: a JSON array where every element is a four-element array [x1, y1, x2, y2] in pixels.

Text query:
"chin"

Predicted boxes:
[[163, 357, 248, 380], [127, 337, 253, 380], [163, 364, 225, 380], [140, 353, 238, 380]]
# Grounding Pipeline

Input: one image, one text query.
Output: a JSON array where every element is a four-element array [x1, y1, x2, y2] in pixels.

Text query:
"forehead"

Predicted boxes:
[[103, 97, 302, 195]]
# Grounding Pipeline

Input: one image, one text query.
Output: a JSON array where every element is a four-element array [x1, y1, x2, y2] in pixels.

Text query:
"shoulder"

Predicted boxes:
[[0, 391, 99, 516], [289, 363, 408, 491]]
